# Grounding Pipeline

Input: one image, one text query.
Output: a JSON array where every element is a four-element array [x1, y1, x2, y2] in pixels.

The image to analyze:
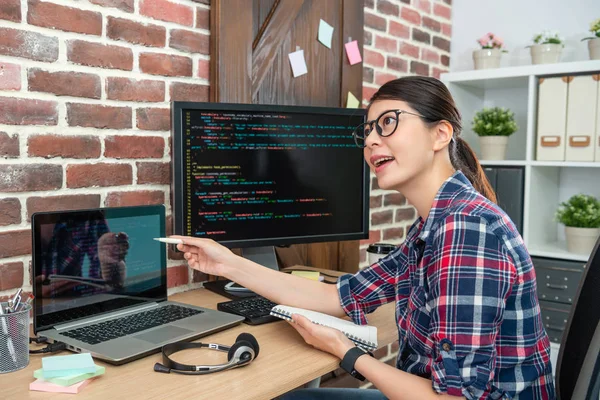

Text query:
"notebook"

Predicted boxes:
[[270, 305, 377, 351]]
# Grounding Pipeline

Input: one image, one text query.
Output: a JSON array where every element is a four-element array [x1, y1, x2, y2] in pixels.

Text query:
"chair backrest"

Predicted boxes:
[[556, 235, 600, 400]]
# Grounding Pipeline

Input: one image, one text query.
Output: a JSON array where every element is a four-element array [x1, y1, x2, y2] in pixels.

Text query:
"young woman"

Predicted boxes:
[[174, 76, 555, 400]]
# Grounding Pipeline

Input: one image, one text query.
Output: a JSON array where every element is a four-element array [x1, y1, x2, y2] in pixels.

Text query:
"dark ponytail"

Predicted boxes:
[[368, 76, 497, 204]]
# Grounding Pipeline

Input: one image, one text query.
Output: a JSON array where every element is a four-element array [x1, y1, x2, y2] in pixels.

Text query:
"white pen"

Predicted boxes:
[[153, 237, 184, 245], [7, 336, 17, 363], [0, 303, 8, 335]]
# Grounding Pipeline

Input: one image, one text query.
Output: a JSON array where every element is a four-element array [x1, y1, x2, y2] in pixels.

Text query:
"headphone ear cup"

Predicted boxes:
[[227, 340, 253, 363], [235, 333, 260, 359]]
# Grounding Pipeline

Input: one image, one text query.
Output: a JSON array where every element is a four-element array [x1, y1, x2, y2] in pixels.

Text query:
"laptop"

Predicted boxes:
[[32, 205, 244, 365]]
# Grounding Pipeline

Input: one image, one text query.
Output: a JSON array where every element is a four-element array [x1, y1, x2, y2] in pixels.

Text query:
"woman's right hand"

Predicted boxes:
[[171, 236, 238, 278]]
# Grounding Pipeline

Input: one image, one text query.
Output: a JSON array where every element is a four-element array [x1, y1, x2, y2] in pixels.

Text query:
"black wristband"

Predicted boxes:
[[339, 347, 372, 381]]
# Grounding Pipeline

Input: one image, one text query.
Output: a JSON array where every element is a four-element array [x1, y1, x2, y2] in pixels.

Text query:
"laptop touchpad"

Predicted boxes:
[[134, 326, 193, 344]]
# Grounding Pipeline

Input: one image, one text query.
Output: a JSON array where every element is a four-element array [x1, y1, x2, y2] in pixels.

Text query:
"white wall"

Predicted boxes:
[[450, 0, 600, 71]]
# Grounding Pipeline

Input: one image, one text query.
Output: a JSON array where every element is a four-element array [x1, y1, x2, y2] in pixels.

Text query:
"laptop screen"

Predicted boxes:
[[32, 205, 167, 334]]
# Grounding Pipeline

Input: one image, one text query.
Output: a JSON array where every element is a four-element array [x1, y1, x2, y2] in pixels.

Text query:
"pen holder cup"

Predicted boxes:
[[0, 302, 30, 374]]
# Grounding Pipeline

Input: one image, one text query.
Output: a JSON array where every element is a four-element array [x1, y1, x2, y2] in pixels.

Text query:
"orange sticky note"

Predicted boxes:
[[345, 40, 362, 65]]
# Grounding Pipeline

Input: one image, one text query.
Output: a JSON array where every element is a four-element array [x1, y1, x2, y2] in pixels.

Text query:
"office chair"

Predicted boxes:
[[555, 235, 600, 400]]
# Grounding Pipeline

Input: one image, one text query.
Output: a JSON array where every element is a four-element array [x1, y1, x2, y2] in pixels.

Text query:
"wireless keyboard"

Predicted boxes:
[[217, 296, 279, 325]]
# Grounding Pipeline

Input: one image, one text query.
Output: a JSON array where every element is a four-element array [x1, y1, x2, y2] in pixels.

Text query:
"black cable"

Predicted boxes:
[[29, 341, 67, 354], [29, 335, 48, 344]]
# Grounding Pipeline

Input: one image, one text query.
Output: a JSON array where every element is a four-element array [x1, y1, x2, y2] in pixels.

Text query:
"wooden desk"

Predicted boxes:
[[1, 288, 397, 399]]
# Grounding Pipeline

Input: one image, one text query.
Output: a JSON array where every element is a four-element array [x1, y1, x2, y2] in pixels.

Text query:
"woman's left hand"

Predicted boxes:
[[288, 314, 355, 359]]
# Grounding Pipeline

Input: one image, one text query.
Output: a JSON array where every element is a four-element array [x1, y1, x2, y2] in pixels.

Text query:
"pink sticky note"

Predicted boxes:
[[29, 378, 91, 393], [345, 40, 362, 65]]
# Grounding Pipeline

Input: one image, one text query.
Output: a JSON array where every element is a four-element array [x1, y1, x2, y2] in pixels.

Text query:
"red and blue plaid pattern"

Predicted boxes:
[[338, 171, 555, 399]]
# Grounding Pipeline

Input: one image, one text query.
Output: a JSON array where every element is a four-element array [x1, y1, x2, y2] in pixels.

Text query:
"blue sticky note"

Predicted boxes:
[[42, 353, 96, 379], [318, 19, 334, 49]]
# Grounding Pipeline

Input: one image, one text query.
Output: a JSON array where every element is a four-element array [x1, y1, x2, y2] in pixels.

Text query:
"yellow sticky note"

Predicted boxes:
[[346, 92, 360, 108], [291, 271, 321, 281]]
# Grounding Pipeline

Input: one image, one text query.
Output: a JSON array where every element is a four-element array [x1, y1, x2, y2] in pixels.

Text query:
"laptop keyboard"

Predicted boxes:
[[61, 305, 203, 345]]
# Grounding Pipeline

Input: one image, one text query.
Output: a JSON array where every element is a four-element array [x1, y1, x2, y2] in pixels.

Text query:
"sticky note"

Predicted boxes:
[[288, 49, 308, 78], [345, 40, 362, 65], [292, 271, 321, 281], [318, 19, 334, 49], [346, 92, 360, 108], [42, 353, 96, 379], [34, 365, 105, 386], [30, 378, 91, 393]]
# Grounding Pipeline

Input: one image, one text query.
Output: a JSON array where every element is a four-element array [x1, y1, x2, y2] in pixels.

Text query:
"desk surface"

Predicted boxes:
[[1, 288, 397, 400]]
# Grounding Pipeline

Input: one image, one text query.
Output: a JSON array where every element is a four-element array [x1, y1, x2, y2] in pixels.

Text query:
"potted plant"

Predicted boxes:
[[529, 30, 564, 64], [471, 107, 518, 160], [555, 194, 600, 254], [473, 33, 506, 70], [581, 18, 600, 60]]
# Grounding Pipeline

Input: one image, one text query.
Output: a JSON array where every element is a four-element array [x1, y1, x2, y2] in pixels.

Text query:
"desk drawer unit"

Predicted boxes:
[[539, 300, 572, 344], [532, 257, 584, 304]]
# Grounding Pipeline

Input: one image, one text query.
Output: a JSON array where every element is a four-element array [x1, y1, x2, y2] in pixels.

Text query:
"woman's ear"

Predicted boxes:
[[432, 120, 454, 151]]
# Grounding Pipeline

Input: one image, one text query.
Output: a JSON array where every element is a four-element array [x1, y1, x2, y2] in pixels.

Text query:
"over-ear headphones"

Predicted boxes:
[[153, 333, 260, 375]]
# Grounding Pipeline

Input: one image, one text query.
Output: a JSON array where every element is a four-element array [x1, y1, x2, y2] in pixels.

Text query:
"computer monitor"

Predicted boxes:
[[171, 102, 369, 271]]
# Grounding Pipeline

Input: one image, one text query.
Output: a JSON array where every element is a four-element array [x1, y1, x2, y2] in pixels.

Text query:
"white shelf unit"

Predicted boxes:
[[441, 60, 600, 263]]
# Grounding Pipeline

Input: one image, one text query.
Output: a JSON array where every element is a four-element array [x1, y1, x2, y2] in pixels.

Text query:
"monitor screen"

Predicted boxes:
[[171, 102, 369, 248]]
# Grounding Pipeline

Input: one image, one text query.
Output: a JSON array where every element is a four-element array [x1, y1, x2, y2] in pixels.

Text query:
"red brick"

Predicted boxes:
[[363, 67, 374, 83], [383, 227, 404, 240], [364, 30, 372, 46], [359, 248, 366, 263], [28, 69, 101, 99], [0, 97, 57, 125], [441, 54, 450, 67], [434, 3, 452, 20], [67, 103, 132, 129], [167, 265, 189, 288], [421, 48, 440, 63], [137, 162, 170, 184], [0, 62, 20, 91], [0, 132, 19, 157], [401, 7, 421, 25], [67, 163, 132, 188], [432, 67, 448, 80], [0, 27, 58, 62], [443, 0, 452, 4], [0, 164, 62, 192], [364, 49, 384, 68], [412, 28, 430, 44], [414, 0, 431, 13], [365, 12, 386, 32], [410, 60, 429, 76], [375, 71, 398, 86], [107, 17, 166, 48], [371, 177, 380, 190], [28, 0, 102, 35], [28, 134, 101, 159], [370, 195, 382, 209], [197, 59, 209, 80], [363, 86, 377, 103], [107, 78, 165, 102], [365, 0, 374, 8], [27, 195, 101, 220], [192, 269, 208, 283], [391, 340, 399, 353], [377, 0, 398, 16], [442, 23, 452, 37], [373, 346, 389, 359], [170, 29, 209, 55], [423, 16, 441, 32], [395, 207, 416, 222], [375, 35, 397, 53], [400, 42, 419, 58], [359, 230, 381, 246], [196, 7, 209, 30], [0, 230, 30, 258], [89, 0, 134, 12], [139, 53, 192, 77], [67, 40, 133, 71], [105, 136, 164, 159], [170, 82, 209, 102], [384, 193, 406, 206], [372, 210, 393, 225], [105, 190, 165, 207], [140, 0, 193, 27], [389, 21, 410, 39], [137, 108, 170, 131], [0, 198, 20, 226], [0, 262, 23, 290], [433, 36, 451, 52], [387, 56, 407, 72], [0, 0, 21, 22]]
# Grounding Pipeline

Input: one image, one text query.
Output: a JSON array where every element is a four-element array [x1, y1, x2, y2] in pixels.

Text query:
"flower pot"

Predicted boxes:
[[565, 226, 600, 254], [530, 43, 562, 64], [472, 49, 502, 70], [588, 38, 600, 60], [479, 136, 509, 160]]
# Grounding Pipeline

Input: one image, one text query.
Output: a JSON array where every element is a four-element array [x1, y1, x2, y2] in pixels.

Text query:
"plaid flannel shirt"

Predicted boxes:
[[338, 171, 555, 399]]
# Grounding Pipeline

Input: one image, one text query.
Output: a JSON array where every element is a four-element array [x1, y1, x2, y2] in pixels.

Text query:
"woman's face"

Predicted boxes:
[[363, 99, 436, 191]]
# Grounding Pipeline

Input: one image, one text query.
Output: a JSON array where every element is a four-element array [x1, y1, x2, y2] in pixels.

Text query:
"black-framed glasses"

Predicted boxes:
[[352, 109, 429, 148]]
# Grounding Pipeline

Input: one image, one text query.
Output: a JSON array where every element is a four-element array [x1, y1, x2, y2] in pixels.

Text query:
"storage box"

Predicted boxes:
[[536, 77, 568, 161], [565, 74, 597, 162]]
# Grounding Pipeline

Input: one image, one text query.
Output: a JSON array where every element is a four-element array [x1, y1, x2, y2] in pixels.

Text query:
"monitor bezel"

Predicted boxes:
[[171, 101, 369, 249]]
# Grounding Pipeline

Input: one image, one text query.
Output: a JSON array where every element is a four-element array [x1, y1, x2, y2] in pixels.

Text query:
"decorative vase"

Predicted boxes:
[[565, 226, 600, 254], [588, 38, 600, 60], [479, 136, 508, 160], [472, 49, 502, 70], [530, 43, 562, 64]]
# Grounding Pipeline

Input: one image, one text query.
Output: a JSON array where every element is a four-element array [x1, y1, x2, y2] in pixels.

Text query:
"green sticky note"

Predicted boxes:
[[291, 271, 321, 281], [34, 365, 105, 386], [346, 92, 360, 108], [42, 353, 96, 379]]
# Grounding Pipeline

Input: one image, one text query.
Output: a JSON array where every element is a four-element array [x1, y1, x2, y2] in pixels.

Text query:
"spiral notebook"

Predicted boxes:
[[270, 305, 378, 352]]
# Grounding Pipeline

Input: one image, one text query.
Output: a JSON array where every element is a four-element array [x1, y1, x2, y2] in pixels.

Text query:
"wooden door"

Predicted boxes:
[[210, 0, 364, 272]]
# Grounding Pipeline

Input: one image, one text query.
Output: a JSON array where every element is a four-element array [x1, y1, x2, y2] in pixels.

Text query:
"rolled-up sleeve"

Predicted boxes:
[[428, 215, 516, 399], [337, 244, 410, 325]]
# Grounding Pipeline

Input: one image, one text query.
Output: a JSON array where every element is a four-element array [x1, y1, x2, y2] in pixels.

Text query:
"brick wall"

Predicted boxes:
[[0, 0, 210, 300], [358, 0, 452, 270]]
